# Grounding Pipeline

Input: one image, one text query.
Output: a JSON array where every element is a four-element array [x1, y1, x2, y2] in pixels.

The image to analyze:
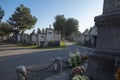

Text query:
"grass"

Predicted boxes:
[[13, 42, 65, 49], [26, 45, 38, 49], [13, 43, 38, 48]]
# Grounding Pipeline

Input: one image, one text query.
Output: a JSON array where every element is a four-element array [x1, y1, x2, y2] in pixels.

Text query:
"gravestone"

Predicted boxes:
[[87, 0, 120, 80]]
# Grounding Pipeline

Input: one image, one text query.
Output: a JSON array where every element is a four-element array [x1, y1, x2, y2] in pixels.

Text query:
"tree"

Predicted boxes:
[[7, 4, 37, 35], [53, 15, 66, 38], [45, 27, 48, 34], [0, 6, 5, 22], [31, 29, 35, 34], [65, 18, 79, 36], [42, 28, 45, 34], [37, 28, 41, 34], [0, 22, 11, 41]]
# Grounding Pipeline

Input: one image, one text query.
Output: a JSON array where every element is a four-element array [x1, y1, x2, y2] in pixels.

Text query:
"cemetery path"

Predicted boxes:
[[0, 42, 92, 80]]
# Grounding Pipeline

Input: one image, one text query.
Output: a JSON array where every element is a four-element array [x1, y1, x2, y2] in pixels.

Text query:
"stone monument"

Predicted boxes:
[[88, 0, 120, 80]]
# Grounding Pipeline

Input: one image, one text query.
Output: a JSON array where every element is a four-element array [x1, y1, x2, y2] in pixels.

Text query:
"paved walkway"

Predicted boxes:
[[0, 43, 62, 57], [0, 42, 91, 80]]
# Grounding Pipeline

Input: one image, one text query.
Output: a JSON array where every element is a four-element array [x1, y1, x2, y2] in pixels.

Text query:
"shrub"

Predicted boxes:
[[69, 53, 77, 67], [68, 49, 81, 67], [75, 49, 81, 65]]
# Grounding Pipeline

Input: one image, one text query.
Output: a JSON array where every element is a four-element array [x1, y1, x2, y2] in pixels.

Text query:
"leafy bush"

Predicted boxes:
[[69, 53, 77, 67], [75, 49, 81, 65], [68, 49, 81, 67]]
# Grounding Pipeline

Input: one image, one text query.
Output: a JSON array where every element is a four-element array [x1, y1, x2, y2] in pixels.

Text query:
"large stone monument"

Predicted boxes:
[[88, 0, 120, 80]]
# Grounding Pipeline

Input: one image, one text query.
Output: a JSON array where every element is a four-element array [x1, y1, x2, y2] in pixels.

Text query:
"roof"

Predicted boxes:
[[83, 29, 89, 35]]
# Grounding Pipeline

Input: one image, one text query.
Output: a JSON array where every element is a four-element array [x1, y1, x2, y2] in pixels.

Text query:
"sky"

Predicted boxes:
[[0, 0, 104, 34]]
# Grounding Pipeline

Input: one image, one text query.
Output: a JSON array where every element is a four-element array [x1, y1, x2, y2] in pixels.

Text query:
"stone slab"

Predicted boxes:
[[87, 51, 120, 80]]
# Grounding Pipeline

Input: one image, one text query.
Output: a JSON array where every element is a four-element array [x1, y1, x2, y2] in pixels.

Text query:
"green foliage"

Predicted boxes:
[[72, 75, 89, 80], [72, 66, 89, 80], [75, 54, 81, 65], [69, 53, 77, 67], [0, 6, 5, 22], [53, 15, 79, 38], [42, 28, 45, 34], [65, 18, 79, 36], [0, 22, 11, 36], [53, 15, 66, 38], [31, 29, 35, 34], [71, 55, 77, 67], [7, 4, 37, 33], [69, 50, 81, 67], [75, 49, 81, 65], [37, 28, 41, 34]]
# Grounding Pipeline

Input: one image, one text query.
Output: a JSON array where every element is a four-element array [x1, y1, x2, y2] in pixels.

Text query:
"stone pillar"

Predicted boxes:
[[54, 57, 62, 72], [88, 0, 120, 80], [16, 65, 27, 80]]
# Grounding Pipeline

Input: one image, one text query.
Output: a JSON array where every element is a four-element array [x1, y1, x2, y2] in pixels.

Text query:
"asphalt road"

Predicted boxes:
[[0, 42, 91, 80]]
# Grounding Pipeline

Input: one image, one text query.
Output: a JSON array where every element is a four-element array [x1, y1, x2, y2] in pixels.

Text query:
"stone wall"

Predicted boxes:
[[95, 14, 120, 51], [88, 0, 120, 80], [87, 51, 116, 80], [103, 0, 120, 14], [97, 25, 120, 50]]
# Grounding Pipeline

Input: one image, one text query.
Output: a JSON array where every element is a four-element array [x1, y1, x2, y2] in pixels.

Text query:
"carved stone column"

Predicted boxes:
[[87, 0, 120, 80]]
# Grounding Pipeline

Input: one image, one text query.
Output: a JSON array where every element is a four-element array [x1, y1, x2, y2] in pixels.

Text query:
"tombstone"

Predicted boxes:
[[83, 29, 90, 46], [46, 27, 54, 42], [89, 26, 97, 47], [31, 34, 37, 45], [24, 34, 28, 43], [87, 0, 120, 80], [26, 34, 30, 45], [40, 34, 46, 47], [38, 34, 41, 46], [17, 34, 21, 42], [54, 31, 61, 46]]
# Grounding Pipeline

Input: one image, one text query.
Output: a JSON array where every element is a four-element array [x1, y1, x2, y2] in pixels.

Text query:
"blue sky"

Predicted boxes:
[[0, 0, 103, 33]]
